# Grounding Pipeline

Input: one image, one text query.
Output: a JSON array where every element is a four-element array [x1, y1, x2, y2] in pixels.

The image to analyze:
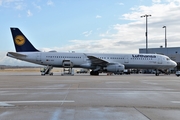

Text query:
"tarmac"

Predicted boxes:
[[0, 71, 180, 120]]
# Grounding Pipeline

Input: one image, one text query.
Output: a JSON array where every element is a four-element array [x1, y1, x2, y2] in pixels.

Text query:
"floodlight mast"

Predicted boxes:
[[163, 26, 167, 48], [141, 14, 151, 53]]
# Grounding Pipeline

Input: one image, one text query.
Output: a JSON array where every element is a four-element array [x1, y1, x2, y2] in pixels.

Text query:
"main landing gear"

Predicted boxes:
[[155, 69, 160, 76], [90, 71, 99, 75]]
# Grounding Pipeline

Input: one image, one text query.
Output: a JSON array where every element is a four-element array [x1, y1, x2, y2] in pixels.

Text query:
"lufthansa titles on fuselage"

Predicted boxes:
[[132, 54, 156, 58]]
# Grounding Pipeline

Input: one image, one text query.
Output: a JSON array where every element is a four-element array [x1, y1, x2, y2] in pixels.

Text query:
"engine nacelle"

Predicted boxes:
[[80, 63, 95, 69], [106, 63, 125, 73]]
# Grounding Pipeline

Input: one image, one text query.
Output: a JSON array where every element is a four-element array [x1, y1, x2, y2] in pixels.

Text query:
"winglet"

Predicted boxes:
[[10, 28, 39, 52]]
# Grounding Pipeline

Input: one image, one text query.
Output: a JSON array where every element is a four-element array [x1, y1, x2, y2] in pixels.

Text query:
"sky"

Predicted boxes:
[[1, 0, 180, 66]]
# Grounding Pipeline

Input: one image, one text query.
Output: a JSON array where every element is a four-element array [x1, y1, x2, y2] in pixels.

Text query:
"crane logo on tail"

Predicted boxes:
[[15, 35, 25, 46]]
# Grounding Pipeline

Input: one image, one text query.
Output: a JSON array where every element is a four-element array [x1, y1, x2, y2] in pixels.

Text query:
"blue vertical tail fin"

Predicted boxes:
[[10, 27, 39, 52]]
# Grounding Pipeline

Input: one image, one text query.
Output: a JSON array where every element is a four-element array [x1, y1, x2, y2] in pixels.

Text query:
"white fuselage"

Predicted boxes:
[[7, 51, 177, 70]]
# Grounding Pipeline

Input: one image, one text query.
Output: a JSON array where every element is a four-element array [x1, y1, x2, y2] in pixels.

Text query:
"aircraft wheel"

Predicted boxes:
[[90, 71, 99, 76], [155, 73, 159, 76], [95, 71, 99, 75]]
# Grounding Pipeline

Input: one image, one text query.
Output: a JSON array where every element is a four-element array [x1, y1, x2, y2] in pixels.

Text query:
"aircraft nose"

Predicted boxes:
[[172, 61, 177, 67]]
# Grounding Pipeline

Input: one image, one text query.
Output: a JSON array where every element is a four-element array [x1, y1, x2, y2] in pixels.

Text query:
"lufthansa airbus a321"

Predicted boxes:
[[7, 28, 177, 76]]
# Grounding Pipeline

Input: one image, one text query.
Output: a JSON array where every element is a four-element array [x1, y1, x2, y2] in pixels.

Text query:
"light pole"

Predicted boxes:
[[141, 14, 151, 53], [162, 26, 167, 48]]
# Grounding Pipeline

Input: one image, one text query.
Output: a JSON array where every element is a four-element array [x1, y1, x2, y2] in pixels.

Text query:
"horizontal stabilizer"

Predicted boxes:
[[7, 52, 27, 57]]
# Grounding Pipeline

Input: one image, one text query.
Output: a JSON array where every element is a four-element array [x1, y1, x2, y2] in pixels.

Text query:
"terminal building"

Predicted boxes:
[[139, 47, 180, 70]]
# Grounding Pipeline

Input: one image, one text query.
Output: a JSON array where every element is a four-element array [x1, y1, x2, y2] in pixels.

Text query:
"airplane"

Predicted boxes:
[[7, 27, 177, 76]]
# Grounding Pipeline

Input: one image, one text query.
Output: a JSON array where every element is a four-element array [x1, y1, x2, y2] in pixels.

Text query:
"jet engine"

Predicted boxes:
[[106, 63, 125, 73]]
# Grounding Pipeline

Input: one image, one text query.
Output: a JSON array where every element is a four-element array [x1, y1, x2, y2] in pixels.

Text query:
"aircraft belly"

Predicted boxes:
[[124, 64, 158, 69]]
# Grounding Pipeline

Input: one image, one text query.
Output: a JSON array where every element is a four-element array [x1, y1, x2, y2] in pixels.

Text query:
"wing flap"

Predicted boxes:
[[86, 55, 109, 65]]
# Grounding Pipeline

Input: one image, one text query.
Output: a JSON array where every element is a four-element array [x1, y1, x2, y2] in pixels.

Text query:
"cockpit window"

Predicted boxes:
[[166, 57, 170, 60]]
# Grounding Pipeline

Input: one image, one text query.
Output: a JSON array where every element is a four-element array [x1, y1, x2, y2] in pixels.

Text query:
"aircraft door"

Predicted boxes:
[[83, 55, 87, 62], [83, 55, 89, 62], [36, 53, 41, 62], [124, 55, 129, 63], [158, 57, 162, 64], [62, 60, 73, 67]]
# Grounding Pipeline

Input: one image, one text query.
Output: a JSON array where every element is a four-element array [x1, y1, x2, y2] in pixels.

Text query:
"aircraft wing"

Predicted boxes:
[[85, 55, 109, 66], [7, 52, 27, 57]]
